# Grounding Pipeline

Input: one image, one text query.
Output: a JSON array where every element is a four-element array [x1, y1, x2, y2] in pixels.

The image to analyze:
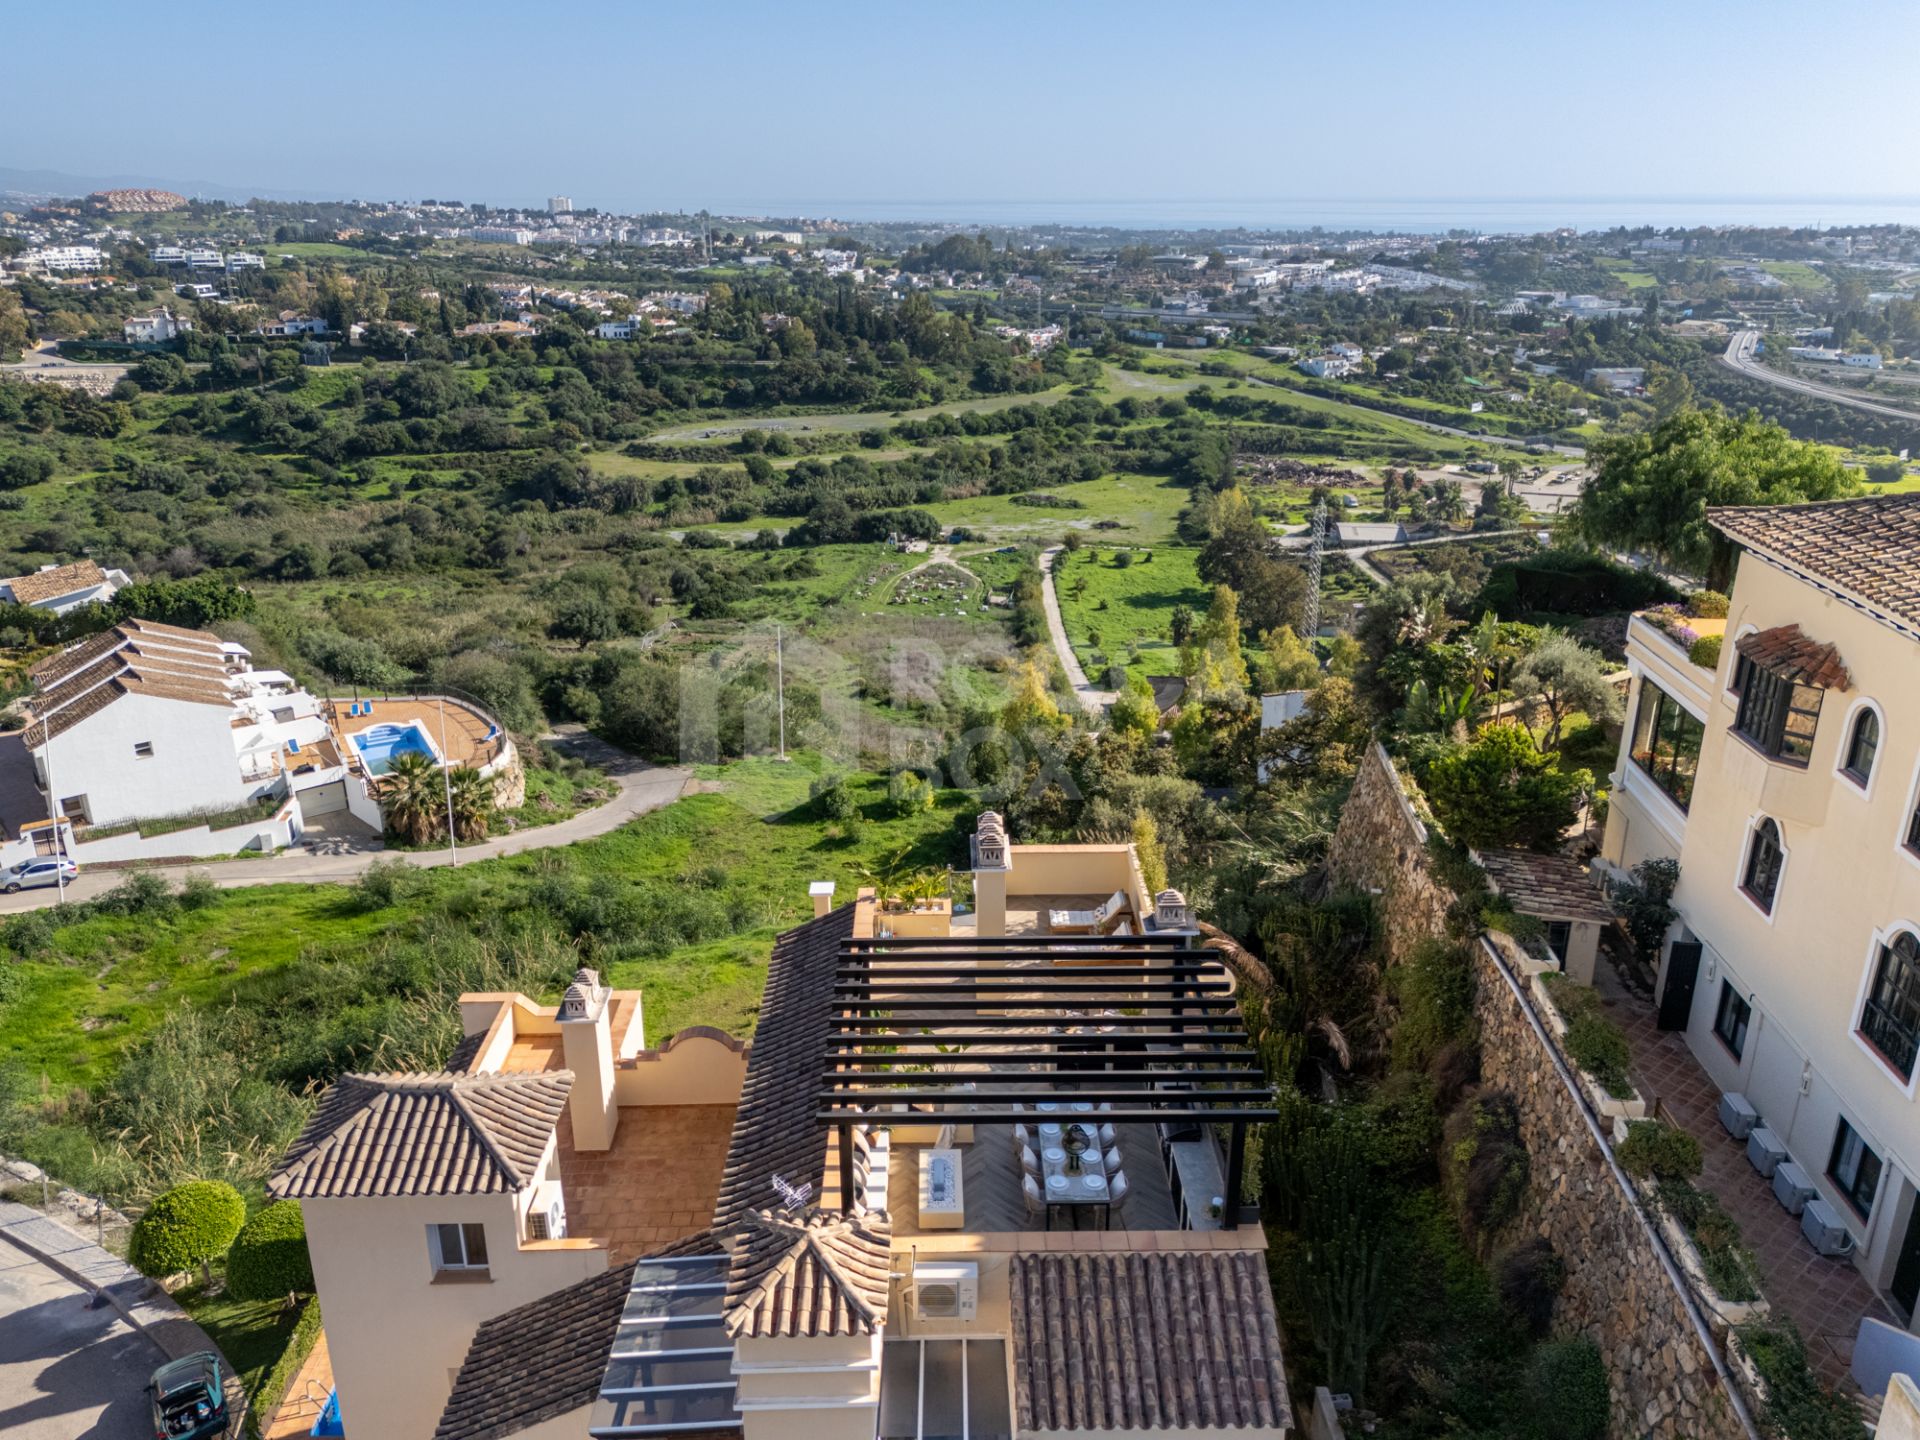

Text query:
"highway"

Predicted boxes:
[[1721, 329, 1920, 425]]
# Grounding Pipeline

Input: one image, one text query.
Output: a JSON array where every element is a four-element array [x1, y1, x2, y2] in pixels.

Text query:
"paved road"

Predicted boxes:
[[0, 1241, 157, 1440], [1722, 329, 1920, 424], [1038, 545, 1117, 713], [0, 734, 691, 913]]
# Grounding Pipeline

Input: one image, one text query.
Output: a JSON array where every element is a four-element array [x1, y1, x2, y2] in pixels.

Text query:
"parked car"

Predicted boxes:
[[148, 1351, 228, 1439], [1, 856, 77, 893]]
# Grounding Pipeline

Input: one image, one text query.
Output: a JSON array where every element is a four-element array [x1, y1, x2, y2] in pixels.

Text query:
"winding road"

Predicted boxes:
[[1038, 545, 1118, 713], [1721, 329, 1920, 425], [0, 731, 690, 914]]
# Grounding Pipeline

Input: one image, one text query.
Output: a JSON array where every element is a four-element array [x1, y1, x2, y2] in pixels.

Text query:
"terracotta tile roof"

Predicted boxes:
[[1009, 1250, 1291, 1433], [434, 1228, 735, 1440], [1733, 623, 1851, 691], [1476, 849, 1618, 925], [26, 653, 125, 714], [29, 625, 126, 679], [22, 658, 233, 747], [0, 559, 107, 606], [1709, 495, 1920, 633], [123, 617, 225, 648], [268, 1070, 573, 1199], [723, 1209, 890, 1338], [712, 905, 855, 1228]]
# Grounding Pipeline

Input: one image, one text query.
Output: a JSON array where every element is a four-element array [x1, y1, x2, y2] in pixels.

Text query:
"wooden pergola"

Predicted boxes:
[[816, 933, 1278, 1229]]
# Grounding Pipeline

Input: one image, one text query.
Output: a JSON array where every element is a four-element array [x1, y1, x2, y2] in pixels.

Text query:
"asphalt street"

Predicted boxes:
[[0, 1240, 158, 1440]]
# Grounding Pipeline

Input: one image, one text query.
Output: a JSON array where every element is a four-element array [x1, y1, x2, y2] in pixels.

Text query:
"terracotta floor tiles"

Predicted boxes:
[[1592, 963, 1895, 1387], [556, 1102, 735, 1265]]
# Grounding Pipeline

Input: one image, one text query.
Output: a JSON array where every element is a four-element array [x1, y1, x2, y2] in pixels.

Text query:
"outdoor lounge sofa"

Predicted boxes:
[[1048, 890, 1131, 934]]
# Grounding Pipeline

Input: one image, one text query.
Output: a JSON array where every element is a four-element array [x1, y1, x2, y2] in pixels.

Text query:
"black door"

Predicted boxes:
[[1893, 1196, 1920, 1321], [1658, 940, 1704, 1031]]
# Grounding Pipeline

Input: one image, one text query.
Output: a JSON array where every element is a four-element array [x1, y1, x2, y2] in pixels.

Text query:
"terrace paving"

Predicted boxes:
[[328, 697, 501, 771], [554, 1103, 736, 1265], [1595, 961, 1896, 1388]]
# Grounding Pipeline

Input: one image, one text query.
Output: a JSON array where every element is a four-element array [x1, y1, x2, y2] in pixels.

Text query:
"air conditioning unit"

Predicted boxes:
[[528, 1197, 567, 1241], [1801, 1198, 1855, 1257], [912, 1261, 978, 1321], [1746, 1126, 1787, 1179], [1771, 1160, 1816, 1217], [1718, 1092, 1758, 1141]]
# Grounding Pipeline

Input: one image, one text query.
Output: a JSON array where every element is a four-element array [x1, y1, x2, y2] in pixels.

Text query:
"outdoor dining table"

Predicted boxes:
[[1039, 1127, 1113, 1229]]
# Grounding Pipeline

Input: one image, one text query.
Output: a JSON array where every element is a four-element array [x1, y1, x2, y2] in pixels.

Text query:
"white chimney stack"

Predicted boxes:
[[809, 880, 837, 919], [557, 967, 618, 1151]]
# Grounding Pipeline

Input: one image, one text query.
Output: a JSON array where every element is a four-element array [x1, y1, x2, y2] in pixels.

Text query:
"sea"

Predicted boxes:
[[679, 196, 1920, 235]]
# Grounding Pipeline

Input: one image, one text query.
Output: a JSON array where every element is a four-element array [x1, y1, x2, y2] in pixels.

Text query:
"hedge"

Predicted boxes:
[[226, 1200, 315, 1302]]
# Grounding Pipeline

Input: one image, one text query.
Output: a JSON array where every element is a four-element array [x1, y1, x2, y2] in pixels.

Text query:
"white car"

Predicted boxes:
[[3, 856, 78, 893]]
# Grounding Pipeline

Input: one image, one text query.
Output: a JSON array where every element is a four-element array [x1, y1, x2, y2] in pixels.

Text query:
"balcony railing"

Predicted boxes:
[[1860, 998, 1919, 1080]]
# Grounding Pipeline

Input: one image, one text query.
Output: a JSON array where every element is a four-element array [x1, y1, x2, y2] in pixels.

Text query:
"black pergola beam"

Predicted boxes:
[[834, 980, 1232, 996], [815, 1108, 1279, 1124], [822, 1069, 1268, 1086], [824, 1052, 1261, 1067], [818, 1088, 1273, 1106], [847, 935, 1188, 947], [832, 997, 1238, 1012], [833, 971, 1221, 983], [828, 1020, 1253, 1037]]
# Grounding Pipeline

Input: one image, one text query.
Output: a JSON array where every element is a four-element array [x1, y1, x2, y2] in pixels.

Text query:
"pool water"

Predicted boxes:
[[352, 721, 437, 775]]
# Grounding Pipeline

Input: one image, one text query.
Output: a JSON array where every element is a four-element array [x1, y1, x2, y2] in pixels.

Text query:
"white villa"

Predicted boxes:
[[6, 619, 516, 865], [0, 559, 131, 616]]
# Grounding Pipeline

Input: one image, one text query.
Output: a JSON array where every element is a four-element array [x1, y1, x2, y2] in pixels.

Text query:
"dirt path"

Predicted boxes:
[[1038, 545, 1117, 713]]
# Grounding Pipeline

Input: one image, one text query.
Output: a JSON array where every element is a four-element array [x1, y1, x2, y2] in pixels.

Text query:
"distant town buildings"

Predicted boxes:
[[548, 195, 572, 214]]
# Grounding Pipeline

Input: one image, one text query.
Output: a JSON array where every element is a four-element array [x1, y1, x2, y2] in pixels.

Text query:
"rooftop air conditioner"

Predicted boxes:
[[528, 1197, 567, 1242], [1801, 1198, 1855, 1257], [912, 1261, 978, 1322], [1746, 1126, 1787, 1179]]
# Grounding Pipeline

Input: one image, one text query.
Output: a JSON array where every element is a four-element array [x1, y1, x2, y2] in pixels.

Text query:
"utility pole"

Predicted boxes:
[[1301, 492, 1327, 643], [42, 719, 66, 905], [437, 698, 458, 866], [775, 625, 787, 762]]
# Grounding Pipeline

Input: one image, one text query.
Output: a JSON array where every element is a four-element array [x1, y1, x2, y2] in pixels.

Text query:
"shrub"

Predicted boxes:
[[225, 1200, 315, 1302], [95, 869, 176, 918], [1658, 1180, 1761, 1301], [1687, 589, 1730, 619], [1740, 1322, 1869, 1440], [1688, 633, 1723, 670], [129, 1179, 246, 1282], [1422, 722, 1589, 852], [1610, 857, 1679, 971], [1524, 1337, 1609, 1440], [1389, 938, 1478, 1074], [886, 770, 933, 818], [1616, 1120, 1702, 1182], [178, 871, 219, 912], [1543, 975, 1635, 1098], [1444, 1092, 1530, 1250], [354, 857, 420, 911], [1496, 1236, 1566, 1338], [809, 773, 858, 822]]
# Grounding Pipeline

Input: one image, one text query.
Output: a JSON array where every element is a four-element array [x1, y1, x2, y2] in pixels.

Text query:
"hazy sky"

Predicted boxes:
[[12, 0, 1917, 216]]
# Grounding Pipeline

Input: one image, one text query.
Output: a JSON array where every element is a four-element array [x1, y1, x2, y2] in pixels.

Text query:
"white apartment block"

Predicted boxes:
[[1603, 494, 1920, 1327], [21, 245, 105, 273]]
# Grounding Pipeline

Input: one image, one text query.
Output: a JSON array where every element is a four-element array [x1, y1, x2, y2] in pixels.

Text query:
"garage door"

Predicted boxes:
[[298, 780, 349, 818]]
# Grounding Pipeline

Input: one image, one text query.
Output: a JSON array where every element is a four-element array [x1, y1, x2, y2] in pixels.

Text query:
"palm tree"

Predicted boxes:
[[376, 751, 444, 844], [447, 765, 495, 842]]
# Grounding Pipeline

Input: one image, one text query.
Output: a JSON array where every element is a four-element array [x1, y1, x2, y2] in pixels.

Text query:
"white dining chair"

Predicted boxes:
[[1023, 1173, 1046, 1216], [1108, 1170, 1130, 1209], [1018, 1144, 1041, 1176], [1098, 1122, 1118, 1149], [1103, 1147, 1123, 1175], [1012, 1122, 1032, 1153]]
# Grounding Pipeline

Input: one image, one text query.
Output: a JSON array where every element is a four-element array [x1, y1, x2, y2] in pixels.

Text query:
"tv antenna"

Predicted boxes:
[[771, 1174, 814, 1213], [1301, 491, 1328, 642]]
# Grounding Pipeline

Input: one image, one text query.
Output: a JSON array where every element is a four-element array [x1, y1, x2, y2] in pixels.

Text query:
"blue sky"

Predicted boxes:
[[9, 0, 1916, 217]]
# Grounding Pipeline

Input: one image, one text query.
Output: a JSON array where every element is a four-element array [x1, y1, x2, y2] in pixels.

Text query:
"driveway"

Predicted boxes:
[[1038, 545, 1117, 714], [0, 1241, 157, 1439], [0, 735, 692, 913]]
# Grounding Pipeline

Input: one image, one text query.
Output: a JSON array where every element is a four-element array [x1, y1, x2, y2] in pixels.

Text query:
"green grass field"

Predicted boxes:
[[1051, 545, 1212, 685], [645, 385, 1074, 443]]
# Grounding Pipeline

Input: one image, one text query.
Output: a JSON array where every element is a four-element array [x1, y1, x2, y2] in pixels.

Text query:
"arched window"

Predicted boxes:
[[1844, 708, 1880, 786], [1742, 818, 1784, 913], [1862, 931, 1920, 1080]]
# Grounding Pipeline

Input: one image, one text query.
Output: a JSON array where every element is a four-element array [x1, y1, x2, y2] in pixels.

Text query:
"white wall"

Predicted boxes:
[[68, 805, 294, 864], [35, 693, 260, 828]]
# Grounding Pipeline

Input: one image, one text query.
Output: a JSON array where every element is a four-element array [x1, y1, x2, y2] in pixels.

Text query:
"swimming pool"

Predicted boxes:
[[351, 721, 438, 775]]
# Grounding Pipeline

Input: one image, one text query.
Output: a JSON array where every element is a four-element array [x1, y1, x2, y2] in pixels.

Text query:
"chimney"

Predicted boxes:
[[1154, 888, 1193, 933], [972, 811, 1010, 938], [557, 967, 618, 1151], [809, 880, 836, 918]]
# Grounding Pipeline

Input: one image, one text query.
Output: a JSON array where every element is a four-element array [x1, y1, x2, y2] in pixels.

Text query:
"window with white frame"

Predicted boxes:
[[1861, 931, 1920, 1082], [1740, 818, 1784, 914], [1828, 1118, 1883, 1220], [429, 1221, 489, 1273], [1843, 708, 1880, 788]]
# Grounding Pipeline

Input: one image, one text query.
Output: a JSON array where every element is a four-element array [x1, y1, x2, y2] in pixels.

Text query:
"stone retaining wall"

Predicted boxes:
[[1327, 743, 1746, 1440]]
